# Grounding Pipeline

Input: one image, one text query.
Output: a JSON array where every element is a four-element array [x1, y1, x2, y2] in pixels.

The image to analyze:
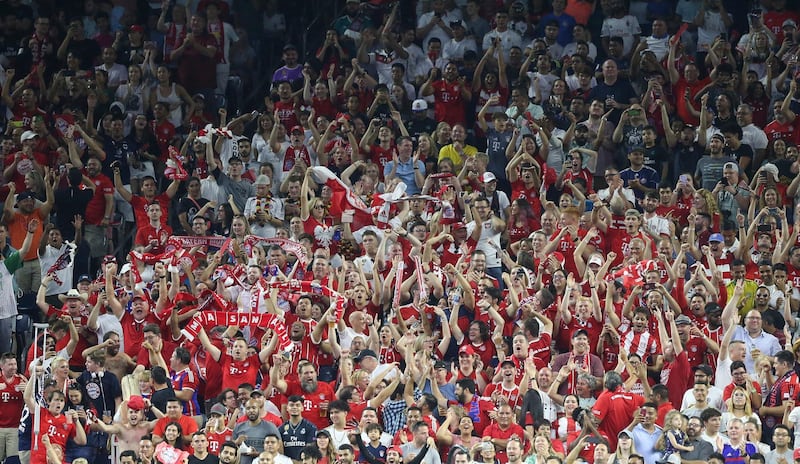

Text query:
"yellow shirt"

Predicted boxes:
[[438, 143, 478, 170], [726, 279, 759, 316]]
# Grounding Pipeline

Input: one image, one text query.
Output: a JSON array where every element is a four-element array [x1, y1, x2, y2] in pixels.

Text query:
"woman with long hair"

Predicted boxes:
[[156, 422, 187, 452], [314, 430, 337, 464], [692, 189, 721, 228], [611, 430, 639, 464], [116, 64, 150, 128], [150, 65, 194, 129], [507, 199, 541, 255], [433, 122, 452, 153], [523, 435, 559, 464], [211, 203, 234, 237], [128, 114, 160, 194], [721, 386, 761, 433]]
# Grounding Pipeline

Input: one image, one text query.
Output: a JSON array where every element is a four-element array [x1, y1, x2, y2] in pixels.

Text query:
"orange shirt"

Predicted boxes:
[[9, 209, 44, 261]]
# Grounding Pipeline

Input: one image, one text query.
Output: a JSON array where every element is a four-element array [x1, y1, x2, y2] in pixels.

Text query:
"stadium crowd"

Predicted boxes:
[[5, 1, 800, 464]]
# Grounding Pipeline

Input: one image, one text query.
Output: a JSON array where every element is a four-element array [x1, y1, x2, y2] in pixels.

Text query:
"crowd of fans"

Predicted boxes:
[[6, 1, 800, 464]]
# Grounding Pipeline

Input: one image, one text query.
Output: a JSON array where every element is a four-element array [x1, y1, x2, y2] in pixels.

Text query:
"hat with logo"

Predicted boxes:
[[412, 99, 428, 111]]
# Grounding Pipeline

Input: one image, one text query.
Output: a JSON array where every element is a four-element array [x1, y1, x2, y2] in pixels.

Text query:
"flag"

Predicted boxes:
[[310, 167, 374, 230]]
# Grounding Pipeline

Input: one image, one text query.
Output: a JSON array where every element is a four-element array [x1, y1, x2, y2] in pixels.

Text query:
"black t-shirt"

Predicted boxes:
[[148, 386, 175, 420], [54, 187, 93, 241], [188, 454, 220, 464], [66, 38, 101, 70], [725, 143, 754, 172], [643, 144, 670, 180], [588, 79, 636, 123], [177, 195, 211, 233]]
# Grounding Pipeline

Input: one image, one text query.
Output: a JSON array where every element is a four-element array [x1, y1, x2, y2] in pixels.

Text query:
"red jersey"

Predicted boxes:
[[483, 383, 523, 410], [282, 144, 312, 173], [31, 409, 76, 464], [9, 102, 47, 130], [121, 311, 161, 359], [219, 353, 262, 391], [0, 374, 26, 428], [206, 427, 233, 455], [84, 173, 114, 225], [134, 223, 173, 254], [275, 100, 299, 130], [130, 193, 172, 226], [284, 379, 337, 430], [481, 423, 526, 464], [368, 145, 395, 178], [528, 334, 552, 369], [430, 79, 467, 126], [4, 152, 50, 191], [765, 118, 800, 145], [511, 179, 542, 214], [591, 387, 644, 450], [620, 329, 661, 365], [150, 120, 176, 160]]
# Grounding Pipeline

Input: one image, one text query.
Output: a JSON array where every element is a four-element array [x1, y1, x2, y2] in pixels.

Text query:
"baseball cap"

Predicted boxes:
[[459, 345, 476, 356], [481, 172, 497, 183], [77, 274, 92, 283], [794, 448, 800, 461], [572, 328, 589, 339], [449, 20, 466, 29], [250, 389, 264, 397], [710, 133, 725, 142], [709, 233, 724, 243], [129, 24, 144, 33], [192, 93, 206, 101], [588, 254, 603, 267], [500, 359, 516, 368], [16, 191, 35, 202], [290, 125, 304, 134], [412, 99, 428, 111], [388, 447, 403, 456], [674, 314, 692, 325], [209, 403, 227, 416], [128, 395, 146, 410], [784, 19, 797, 29], [434, 360, 448, 370], [21, 130, 38, 142], [254, 174, 271, 186], [355, 349, 378, 362], [618, 430, 632, 439], [282, 43, 297, 52]]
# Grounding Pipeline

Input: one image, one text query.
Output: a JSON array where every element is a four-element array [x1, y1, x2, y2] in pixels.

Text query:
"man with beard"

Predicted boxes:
[[198, 328, 271, 392], [273, 360, 337, 430], [695, 133, 737, 191], [76, 156, 114, 272], [449, 378, 494, 435], [421, 63, 471, 128], [3, 183, 52, 294], [93, 395, 160, 453], [399, 422, 439, 464], [38, 221, 84, 307], [0, 353, 26, 464], [233, 399, 280, 464], [482, 404, 527, 464], [640, 192, 671, 241], [219, 441, 239, 464], [81, 330, 130, 380], [550, 329, 605, 396], [680, 416, 714, 463]]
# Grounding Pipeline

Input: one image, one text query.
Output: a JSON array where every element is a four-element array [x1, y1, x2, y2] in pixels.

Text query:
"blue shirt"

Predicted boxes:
[[384, 158, 425, 195], [620, 166, 659, 200], [631, 424, 663, 464]]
